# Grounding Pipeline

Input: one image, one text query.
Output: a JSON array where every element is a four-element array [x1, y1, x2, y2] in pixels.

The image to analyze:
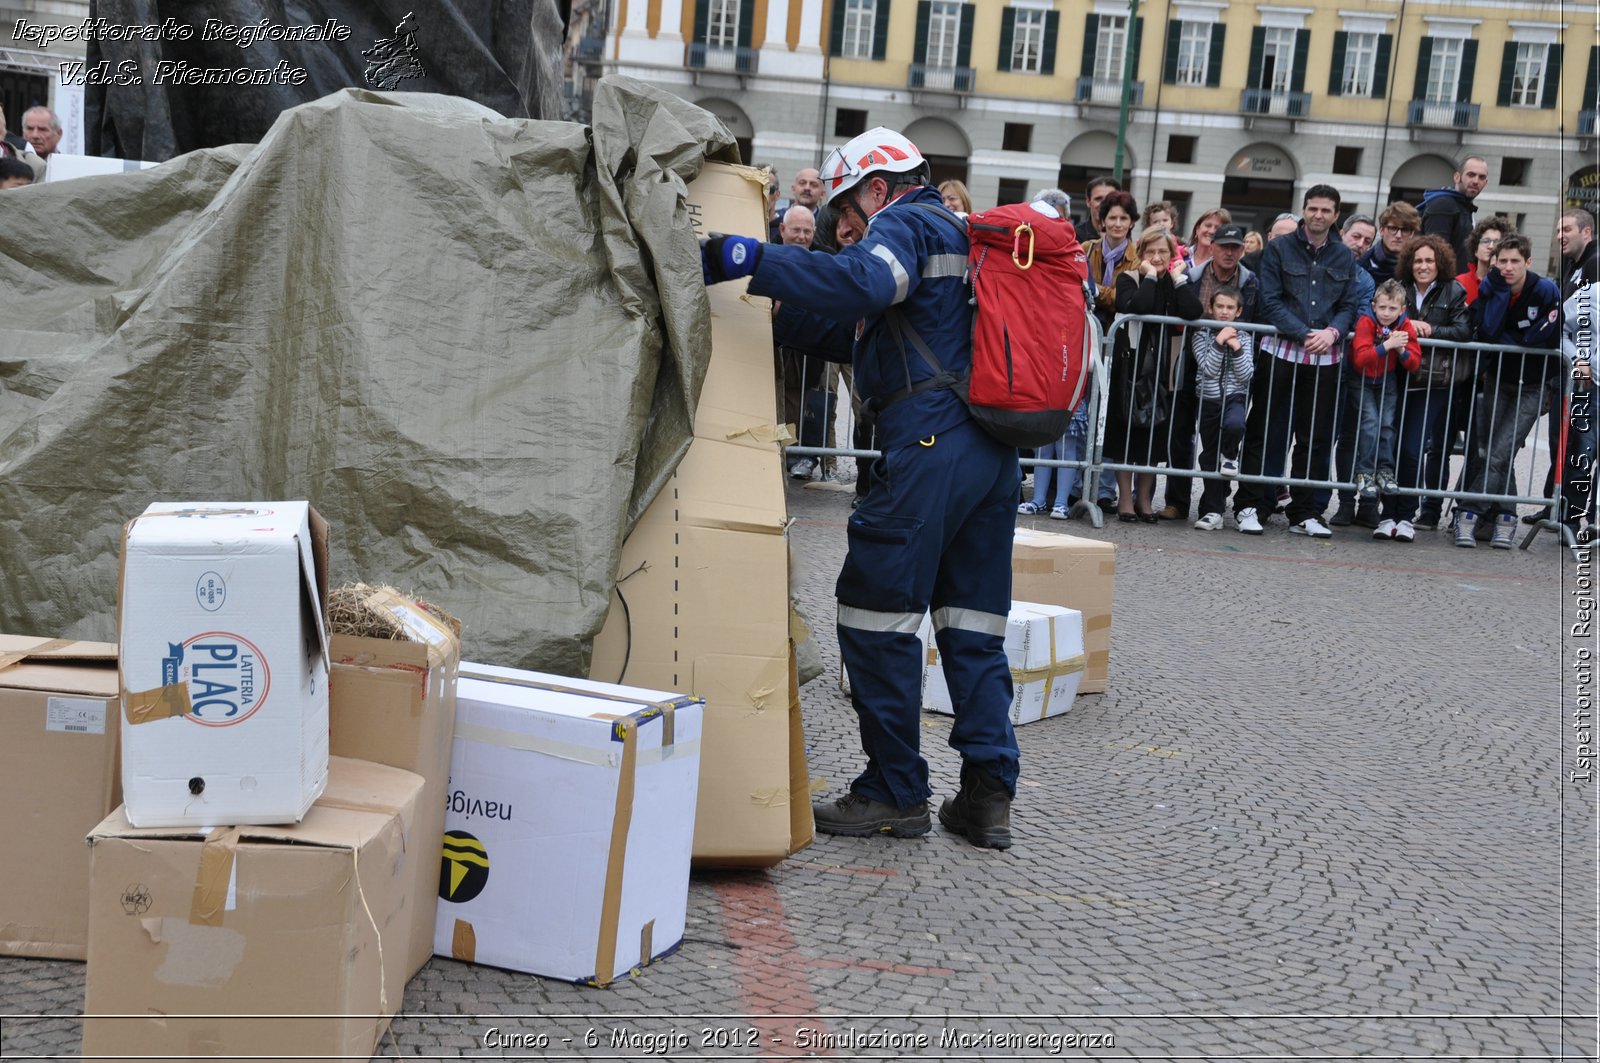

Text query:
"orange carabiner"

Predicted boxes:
[[1012, 224, 1035, 270]]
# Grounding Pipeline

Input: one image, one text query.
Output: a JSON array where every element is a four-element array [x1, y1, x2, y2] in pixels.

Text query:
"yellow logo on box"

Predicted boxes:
[[439, 830, 488, 903]]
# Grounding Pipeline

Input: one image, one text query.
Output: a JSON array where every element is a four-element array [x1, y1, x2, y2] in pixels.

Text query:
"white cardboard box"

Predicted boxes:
[[436, 663, 704, 986], [117, 501, 330, 828], [922, 602, 1085, 725]]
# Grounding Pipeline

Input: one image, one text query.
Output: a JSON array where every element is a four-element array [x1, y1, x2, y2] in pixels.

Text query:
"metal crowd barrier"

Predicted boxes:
[[1097, 313, 1587, 552], [775, 310, 1589, 553]]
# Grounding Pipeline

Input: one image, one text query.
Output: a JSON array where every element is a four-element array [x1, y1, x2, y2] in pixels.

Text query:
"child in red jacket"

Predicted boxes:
[[1349, 278, 1422, 500]]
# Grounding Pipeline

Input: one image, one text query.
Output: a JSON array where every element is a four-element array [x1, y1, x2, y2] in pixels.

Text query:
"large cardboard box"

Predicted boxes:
[[436, 664, 704, 985], [82, 757, 421, 1062], [920, 603, 1086, 724], [329, 588, 461, 980], [593, 161, 812, 867], [118, 501, 331, 827], [0, 635, 120, 959], [1011, 528, 1116, 693]]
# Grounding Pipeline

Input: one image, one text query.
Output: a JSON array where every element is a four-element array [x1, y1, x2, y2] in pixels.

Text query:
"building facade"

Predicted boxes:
[[592, 0, 1598, 262]]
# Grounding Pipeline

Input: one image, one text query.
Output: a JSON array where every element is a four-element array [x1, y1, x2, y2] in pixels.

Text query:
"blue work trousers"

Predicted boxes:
[[837, 418, 1021, 809]]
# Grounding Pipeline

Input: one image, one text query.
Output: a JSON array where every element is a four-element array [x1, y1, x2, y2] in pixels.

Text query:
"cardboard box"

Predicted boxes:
[[1011, 528, 1116, 693], [118, 501, 331, 827], [920, 603, 1086, 724], [436, 663, 704, 985], [82, 757, 422, 1062], [593, 161, 812, 867], [0, 635, 120, 959], [329, 588, 461, 980]]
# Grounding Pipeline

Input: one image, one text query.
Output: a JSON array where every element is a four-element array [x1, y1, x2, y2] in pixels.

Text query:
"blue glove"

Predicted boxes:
[[701, 234, 763, 285]]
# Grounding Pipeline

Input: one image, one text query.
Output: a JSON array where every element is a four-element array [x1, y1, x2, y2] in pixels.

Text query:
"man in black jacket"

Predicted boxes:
[[1420, 156, 1488, 270], [1559, 208, 1600, 299]]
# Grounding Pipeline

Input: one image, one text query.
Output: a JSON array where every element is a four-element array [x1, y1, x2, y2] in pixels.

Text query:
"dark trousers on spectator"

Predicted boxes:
[[1162, 353, 1199, 518], [1385, 385, 1452, 523], [1196, 394, 1246, 517], [1235, 359, 1340, 524]]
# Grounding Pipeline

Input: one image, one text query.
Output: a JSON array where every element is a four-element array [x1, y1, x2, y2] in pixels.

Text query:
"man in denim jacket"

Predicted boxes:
[[1231, 184, 1362, 537]]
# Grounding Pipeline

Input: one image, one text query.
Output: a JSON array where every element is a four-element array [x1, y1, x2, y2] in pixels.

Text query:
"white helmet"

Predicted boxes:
[[819, 127, 927, 206]]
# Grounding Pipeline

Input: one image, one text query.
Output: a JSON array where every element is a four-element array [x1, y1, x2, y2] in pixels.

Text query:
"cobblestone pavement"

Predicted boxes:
[[4, 476, 1595, 1061]]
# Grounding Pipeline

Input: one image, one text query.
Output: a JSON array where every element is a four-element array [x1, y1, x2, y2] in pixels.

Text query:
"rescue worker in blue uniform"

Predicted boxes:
[[701, 128, 1020, 849]]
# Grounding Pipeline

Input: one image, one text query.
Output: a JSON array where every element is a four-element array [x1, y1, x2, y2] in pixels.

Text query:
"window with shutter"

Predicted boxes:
[[1175, 22, 1211, 86], [1093, 14, 1127, 82], [1010, 9, 1047, 74], [1340, 32, 1378, 96], [841, 0, 877, 59], [1509, 42, 1548, 107], [707, 0, 738, 48], [1426, 38, 1461, 103], [927, 0, 961, 67]]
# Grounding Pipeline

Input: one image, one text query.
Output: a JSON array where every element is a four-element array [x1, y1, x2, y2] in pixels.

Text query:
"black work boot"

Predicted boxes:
[[938, 766, 1013, 850], [812, 792, 930, 838]]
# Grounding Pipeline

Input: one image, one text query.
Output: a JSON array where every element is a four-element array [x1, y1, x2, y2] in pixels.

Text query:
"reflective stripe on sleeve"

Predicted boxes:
[[837, 603, 924, 634], [922, 253, 968, 280], [930, 606, 1008, 638], [870, 243, 911, 304]]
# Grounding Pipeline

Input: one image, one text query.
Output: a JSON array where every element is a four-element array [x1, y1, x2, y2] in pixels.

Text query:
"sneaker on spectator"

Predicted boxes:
[[1372, 519, 1396, 540], [1018, 500, 1042, 515], [1413, 511, 1439, 530], [1490, 512, 1517, 550], [1355, 502, 1382, 529], [1236, 507, 1264, 535], [1376, 468, 1399, 495], [789, 457, 817, 480], [1050, 504, 1069, 520], [1193, 512, 1224, 531], [1290, 517, 1333, 538], [1354, 473, 1377, 500], [1393, 519, 1415, 543], [1454, 511, 1479, 548], [1220, 458, 1240, 478], [1522, 506, 1551, 525], [1329, 500, 1355, 527]]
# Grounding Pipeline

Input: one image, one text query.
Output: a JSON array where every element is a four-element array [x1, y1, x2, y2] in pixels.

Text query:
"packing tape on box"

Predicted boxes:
[[453, 918, 477, 963], [592, 718, 639, 987], [125, 682, 193, 724], [460, 669, 696, 727], [452, 721, 697, 767], [189, 827, 240, 927], [0, 637, 75, 672]]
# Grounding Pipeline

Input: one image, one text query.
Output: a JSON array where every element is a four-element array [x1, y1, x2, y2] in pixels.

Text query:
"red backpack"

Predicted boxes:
[[884, 201, 1091, 449]]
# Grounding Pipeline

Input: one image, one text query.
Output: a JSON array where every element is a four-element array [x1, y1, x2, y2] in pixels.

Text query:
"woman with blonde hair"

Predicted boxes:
[[1187, 207, 1232, 268], [1105, 226, 1204, 521], [939, 179, 972, 214]]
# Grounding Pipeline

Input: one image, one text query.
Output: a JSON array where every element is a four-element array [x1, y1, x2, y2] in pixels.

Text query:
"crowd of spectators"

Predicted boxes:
[[759, 153, 1596, 549]]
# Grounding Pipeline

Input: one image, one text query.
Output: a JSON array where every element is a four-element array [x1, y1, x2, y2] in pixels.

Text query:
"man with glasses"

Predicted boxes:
[[1422, 155, 1489, 271], [1362, 202, 1422, 285]]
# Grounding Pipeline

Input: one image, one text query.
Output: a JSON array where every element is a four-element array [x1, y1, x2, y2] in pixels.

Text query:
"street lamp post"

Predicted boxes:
[[1111, 0, 1139, 184]]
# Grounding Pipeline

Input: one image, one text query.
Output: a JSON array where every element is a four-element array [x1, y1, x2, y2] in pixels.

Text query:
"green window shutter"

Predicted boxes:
[[1290, 28, 1309, 93], [1458, 38, 1477, 102], [1041, 11, 1059, 75], [873, 0, 891, 59], [1131, 16, 1145, 75], [957, 3, 974, 68], [999, 8, 1016, 71], [1328, 31, 1347, 96], [1497, 41, 1517, 106], [1541, 44, 1563, 109], [693, 0, 709, 44], [1081, 14, 1099, 78], [1205, 24, 1225, 87], [830, 0, 846, 56], [1587, 45, 1599, 110], [1373, 34, 1392, 96], [737, 0, 755, 49], [914, 0, 930, 64], [1163, 20, 1182, 84], [1248, 27, 1265, 90], [1412, 37, 1432, 101]]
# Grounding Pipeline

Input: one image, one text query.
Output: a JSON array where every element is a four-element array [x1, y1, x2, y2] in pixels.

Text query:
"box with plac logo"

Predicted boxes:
[[117, 501, 330, 828]]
